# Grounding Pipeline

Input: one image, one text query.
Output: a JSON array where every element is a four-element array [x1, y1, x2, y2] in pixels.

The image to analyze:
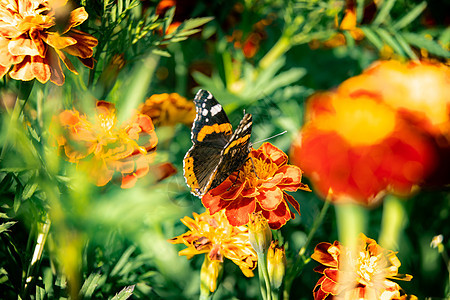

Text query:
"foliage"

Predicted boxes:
[[0, 0, 449, 299]]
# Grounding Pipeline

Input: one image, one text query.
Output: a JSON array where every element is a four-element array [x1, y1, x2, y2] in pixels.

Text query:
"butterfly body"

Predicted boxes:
[[183, 89, 252, 197]]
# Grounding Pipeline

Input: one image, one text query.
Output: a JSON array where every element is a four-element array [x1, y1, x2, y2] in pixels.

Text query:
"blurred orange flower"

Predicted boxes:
[[168, 210, 257, 278], [203, 143, 310, 229], [311, 234, 414, 300], [139, 93, 195, 127], [338, 60, 450, 138], [52, 101, 158, 188], [0, 0, 98, 85], [290, 61, 443, 205]]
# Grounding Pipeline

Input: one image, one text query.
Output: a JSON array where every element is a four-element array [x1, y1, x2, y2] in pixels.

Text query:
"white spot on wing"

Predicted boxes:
[[207, 92, 213, 99], [202, 109, 208, 116], [210, 104, 222, 116]]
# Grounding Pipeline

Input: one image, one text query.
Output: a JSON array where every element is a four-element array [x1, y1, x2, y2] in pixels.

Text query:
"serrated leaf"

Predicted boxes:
[[375, 27, 405, 56], [0, 221, 17, 234], [110, 246, 136, 277], [403, 32, 450, 58], [0, 213, 8, 219], [393, 1, 427, 30], [79, 273, 103, 297], [177, 17, 214, 31], [152, 48, 171, 57], [394, 33, 418, 59], [111, 285, 135, 300], [373, 0, 397, 26], [14, 184, 22, 213], [22, 181, 38, 200]]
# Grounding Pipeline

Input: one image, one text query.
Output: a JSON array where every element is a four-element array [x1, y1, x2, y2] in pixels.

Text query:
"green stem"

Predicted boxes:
[[271, 289, 279, 300], [379, 195, 407, 250], [335, 201, 368, 247], [258, 251, 272, 300], [259, 35, 292, 71], [283, 197, 331, 299]]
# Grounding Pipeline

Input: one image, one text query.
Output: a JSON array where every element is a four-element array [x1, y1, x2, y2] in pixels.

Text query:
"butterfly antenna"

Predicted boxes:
[[250, 131, 288, 147]]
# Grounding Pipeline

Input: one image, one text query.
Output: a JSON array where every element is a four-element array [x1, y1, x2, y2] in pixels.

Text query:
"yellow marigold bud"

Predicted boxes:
[[200, 255, 223, 293], [267, 240, 286, 290], [248, 211, 272, 254]]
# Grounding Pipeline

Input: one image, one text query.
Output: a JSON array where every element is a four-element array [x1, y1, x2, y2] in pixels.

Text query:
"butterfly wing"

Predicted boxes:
[[184, 89, 234, 196], [210, 113, 253, 190]]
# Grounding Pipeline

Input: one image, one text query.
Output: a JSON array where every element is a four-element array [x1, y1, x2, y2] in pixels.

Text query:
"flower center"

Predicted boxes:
[[239, 155, 277, 188], [356, 250, 379, 285]]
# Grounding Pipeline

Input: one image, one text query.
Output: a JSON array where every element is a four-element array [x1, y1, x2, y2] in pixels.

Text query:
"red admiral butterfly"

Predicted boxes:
[[183, 89, 252, 197]]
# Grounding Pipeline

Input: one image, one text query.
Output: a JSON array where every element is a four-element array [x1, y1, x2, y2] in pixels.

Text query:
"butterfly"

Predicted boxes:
[[183, 89, 253, 197]]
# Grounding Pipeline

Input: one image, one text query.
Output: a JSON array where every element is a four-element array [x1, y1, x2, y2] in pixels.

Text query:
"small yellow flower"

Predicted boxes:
[[168, 210, 257, 277]]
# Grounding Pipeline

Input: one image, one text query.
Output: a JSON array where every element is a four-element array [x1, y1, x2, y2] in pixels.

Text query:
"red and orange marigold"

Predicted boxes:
[[52, 101, 158, 188], [311, 234, 414, 300], [202, 142, 310, 229], [0, 0, 98, 85], [290, 60, 443, 205]]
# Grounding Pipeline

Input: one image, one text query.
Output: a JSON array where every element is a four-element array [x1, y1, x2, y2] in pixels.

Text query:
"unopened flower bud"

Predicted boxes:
[[248, 211, 272, 254], [267, 240, 286, 290], [200, 255, 223, 294]]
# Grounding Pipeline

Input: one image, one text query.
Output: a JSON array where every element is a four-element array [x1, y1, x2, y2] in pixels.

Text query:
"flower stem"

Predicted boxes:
[[257, 251, 272, 300], [379, 195, 407, 250], [259, 35, 291, 71], [283, 195, 331, 299], [334, 200, 368, 247]]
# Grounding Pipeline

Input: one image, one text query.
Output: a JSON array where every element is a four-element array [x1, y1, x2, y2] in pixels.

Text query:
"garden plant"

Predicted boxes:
[[0, 0, 449, 299]]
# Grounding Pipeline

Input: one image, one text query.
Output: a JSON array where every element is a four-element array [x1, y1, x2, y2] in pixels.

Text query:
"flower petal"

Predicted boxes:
[[261, 142, 288, 166], [202, 192, 231, 215], [284, 192, 300, 215], [63, 7, 88, 33], [63, 29, 98, 58], [8, 37, 40, 56], [224, 196, 256, 226], [257, 186, 283, 211], [261, 201, 290, 229]]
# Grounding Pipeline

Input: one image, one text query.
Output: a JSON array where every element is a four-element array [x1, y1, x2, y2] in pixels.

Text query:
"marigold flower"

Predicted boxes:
[[290, 84, 438, 205], [139, 93, 196, 127], [338, 60, 450, 138], [0, 0, 98, 85], [311, 233, 413, 300], [52, 100, 158, 188], [168, 210, 257, 278], [202, 142, 311, 229]]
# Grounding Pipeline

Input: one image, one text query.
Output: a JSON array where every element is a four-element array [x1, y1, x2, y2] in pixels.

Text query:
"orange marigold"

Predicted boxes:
[[0, 0, 98, 85], [202, 143, 310, 229], [168, 210, 257, 278], [139, 93, 196, 127], [311, 234, 414, 300], [290, 81, 438, 205], [52, 101, 158, 188]]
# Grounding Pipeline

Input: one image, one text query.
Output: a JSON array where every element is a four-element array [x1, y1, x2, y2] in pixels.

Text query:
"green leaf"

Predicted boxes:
[[152, 48, 171, 57], [176, 17, 214, 32], [110, 246, 136, 277], [373, 0, 397, 26], [403, 32, 450, 58], [394, 33, 418, 59], [375, 27, 405, 56], [356, 0, 365, 24], [22, 181, 38, 200], [361, 27, 384, 50], [13, 184, 22, 213], [111, 285, 135, 300], [0, 221, 17, 234], [392, 1, 427, 30], [79, 273, 103, 297]]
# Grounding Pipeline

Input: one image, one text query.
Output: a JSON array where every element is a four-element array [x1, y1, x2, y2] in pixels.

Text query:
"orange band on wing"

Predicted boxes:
[[197, 123, 232, 142], [184, 156, 199, 189], [223, 134, 250, 154]]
